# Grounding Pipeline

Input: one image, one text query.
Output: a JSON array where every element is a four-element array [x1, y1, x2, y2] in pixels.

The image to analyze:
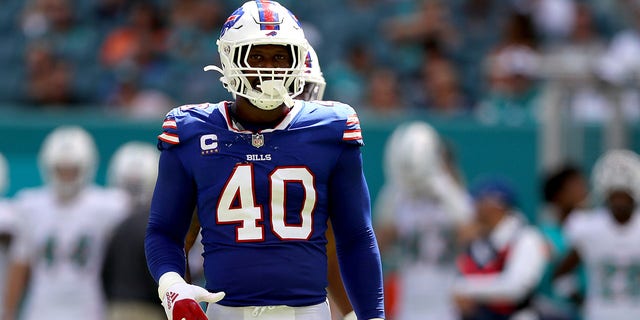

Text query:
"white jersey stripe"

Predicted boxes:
[[343, 130, 362, 141], [158, 132, 180, 144]]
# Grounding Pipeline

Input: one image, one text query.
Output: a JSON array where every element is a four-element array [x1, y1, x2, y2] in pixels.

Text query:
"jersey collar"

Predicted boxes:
[[220, 100, 303, 133]]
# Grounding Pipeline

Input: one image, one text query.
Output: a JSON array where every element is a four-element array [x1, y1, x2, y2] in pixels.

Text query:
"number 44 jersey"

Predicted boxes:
[[10, 186, 129, 320], [146, 100, 381, 309]]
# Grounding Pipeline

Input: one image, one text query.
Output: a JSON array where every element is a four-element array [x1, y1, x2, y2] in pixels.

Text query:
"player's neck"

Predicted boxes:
[[230, 98, 291, 131]]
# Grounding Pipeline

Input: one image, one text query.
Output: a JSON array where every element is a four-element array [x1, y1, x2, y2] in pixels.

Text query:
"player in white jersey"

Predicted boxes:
[[555, 149, 640, 320], [2, 126, 129, 320], [374, 121, 473, 320]]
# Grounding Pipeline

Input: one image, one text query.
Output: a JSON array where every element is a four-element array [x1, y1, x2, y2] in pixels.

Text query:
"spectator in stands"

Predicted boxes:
[[362, 67, 406, 115], [541, 2, 609, 123], [22, 41, 84, 107], [104, 68, 173, 119], [92, 0, 131, 31], [325, 42, 372, 106], [383, 0, 459, 74], [593, 1, 640, 123], [475, 12, 542, 125], [21, 0, 98, 63], [99, 2, 171, 107], [100, 1, 167, 68], [165, 0, 227, 102], [410, 54, 470, 117], [535, 164, 588, 320], [450, 0, 509, 103]]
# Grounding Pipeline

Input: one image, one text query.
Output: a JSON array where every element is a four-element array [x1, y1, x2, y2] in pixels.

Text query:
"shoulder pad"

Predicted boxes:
[[157, 103, 218, 150], [302, 101, 364, 146]]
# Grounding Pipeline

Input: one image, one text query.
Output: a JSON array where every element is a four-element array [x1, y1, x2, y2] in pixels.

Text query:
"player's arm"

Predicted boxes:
[[553, 248, 582, 280], [2, 261, 29, 320], [326, 222, 355, 318], [452, 229, 548, 302], [144, 148, 224, 320], [329, 145, 385, 320]]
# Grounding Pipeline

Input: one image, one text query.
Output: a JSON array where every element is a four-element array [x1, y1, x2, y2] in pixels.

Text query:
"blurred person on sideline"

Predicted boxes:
[[535, 165, 589, 320], [101, 142, 163, 320], [374, 121, 473, 320], [453, 177, 548, 320], [144, 1, 385, 320], [554, 150, 640, 320], [0, 153, 18, 319], [2, 126, 129, 320]]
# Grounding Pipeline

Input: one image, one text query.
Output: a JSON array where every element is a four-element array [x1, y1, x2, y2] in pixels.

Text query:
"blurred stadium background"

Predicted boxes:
[[2, 0, 640, 221]]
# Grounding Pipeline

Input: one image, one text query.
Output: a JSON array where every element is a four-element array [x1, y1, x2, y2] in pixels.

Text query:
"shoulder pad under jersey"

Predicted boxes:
[[301, 100, 364, 147], [157, 103, 221, 150]]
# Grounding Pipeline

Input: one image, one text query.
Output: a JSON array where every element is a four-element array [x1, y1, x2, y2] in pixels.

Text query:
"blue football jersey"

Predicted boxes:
[[146, 100, 384, 317]]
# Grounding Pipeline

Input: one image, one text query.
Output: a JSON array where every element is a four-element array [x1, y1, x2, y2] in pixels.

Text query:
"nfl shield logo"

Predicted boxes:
[[252, 133, 264, 148]]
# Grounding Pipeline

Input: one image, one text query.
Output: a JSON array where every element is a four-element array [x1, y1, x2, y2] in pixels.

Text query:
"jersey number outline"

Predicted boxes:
[[216, 164, 316, 242]]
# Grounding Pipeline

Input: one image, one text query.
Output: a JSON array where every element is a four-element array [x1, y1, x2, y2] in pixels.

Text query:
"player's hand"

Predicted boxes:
[[158, 272, 225, 320]]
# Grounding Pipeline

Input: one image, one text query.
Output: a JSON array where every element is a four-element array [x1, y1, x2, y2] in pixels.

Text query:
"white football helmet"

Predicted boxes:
[[107, 141, 159, 208], [38, 126, 98, 198], [384, 121, 443, 195], [0, 152, 7, 196], [592, 149, 640, 202], [300, 46, 326, 101], [204, 0, 310, 110]]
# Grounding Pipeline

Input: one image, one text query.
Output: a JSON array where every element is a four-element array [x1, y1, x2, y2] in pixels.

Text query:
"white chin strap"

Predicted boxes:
[[204, 65, 294, 110], [247, 79, 294, 110]]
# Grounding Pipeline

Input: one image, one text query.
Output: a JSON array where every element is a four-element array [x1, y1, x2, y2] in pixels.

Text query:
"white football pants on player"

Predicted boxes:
[[206, 301, 331, 320]]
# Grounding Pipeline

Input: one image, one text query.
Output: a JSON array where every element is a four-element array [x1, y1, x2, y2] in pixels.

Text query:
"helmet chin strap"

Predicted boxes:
[[204, 65, 294, 110], [245, 79, 293, 110]]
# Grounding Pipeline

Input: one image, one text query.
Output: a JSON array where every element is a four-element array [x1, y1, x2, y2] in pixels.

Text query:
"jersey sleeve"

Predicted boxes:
[[332, 103, 364, 147], [563, 210, 592, 249], [328, 145, 385, 319], [8, 190, 38, 263], [144, 147, 197, 282]]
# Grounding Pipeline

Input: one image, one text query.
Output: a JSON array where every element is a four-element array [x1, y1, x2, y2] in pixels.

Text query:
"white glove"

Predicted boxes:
[[158, 272, 225, 320]]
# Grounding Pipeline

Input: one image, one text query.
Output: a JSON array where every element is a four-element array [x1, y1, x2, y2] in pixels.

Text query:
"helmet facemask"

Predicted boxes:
[[222, 42, 306, 110], [205, 0, 310, 110]]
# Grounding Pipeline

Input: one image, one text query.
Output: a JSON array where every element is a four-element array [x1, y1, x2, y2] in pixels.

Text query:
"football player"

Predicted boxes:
[[144, 1, 385, 320], [555, 150, 640, 320], [102, 142, 164, 320], [2, 126, 130, 320], [374, 121, 473, 320]]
